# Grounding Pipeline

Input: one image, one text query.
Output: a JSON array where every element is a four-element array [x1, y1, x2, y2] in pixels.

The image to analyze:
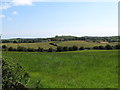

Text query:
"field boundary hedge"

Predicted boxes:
[[2, 44, 120, 52]]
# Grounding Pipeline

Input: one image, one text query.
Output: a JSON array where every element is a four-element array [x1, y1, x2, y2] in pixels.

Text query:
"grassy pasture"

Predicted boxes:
[[1, 41, 118, 49], [1, 42, 56, 49], [55, 41, 118, 47], [3, 50, 118, 88]]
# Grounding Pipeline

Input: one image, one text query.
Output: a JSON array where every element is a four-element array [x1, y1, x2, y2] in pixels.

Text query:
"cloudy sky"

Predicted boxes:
[[0, 0, 118, 39]]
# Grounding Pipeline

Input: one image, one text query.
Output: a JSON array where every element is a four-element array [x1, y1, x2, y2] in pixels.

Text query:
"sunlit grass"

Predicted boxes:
[[3, 50, 118, 88]]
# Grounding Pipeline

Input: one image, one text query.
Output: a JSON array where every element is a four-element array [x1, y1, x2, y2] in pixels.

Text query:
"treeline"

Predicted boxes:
[[2, 44, 120, 52], [51, 36, 120, 42], [2, 38, 50, 43], [2, 36, 120, 43]]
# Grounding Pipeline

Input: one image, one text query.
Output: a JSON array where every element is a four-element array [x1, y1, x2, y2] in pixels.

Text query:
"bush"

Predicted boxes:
[[98, 46, 105, 50], [2, 45, 7, 49], [17, 46, 27, 52], [2, 59, 30, 89], [79, 47, 85, 50], [2, 45, 8, 51], [105, 44, 113, 50], [27, 48, 36, 52], [115, 44, 120, 49], [68, 47, 73, 51], [85, 47, 91, 50], [72, 45, 78, 51], [8, 47, 16, 51], [93, 46, 99, 50], [38, 47, 44, 52], [48, 48, 53, 52], [63, 46, 69, 51], [56, 46, 63, 52]]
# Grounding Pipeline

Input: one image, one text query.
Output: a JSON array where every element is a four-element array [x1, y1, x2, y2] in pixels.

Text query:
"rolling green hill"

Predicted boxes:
[[1, 42, 56, 49], [54, 41, 118, 48], [1, 40, 118, 50]]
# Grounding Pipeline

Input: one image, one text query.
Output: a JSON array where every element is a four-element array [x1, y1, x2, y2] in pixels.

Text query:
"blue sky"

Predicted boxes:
[[1, 2, 118, 39]]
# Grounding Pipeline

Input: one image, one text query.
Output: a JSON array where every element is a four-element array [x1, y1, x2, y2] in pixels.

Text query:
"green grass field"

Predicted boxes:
[[55, 41, 118, 47], [1, 41, 118, 49], [2, 50, 118, 88], [2, 42, 56, 49]]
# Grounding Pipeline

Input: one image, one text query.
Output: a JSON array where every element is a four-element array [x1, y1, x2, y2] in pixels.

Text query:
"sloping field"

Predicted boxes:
[[55, 41, 118, 47], [3, 50, 118, 88], [2, 42, 56, 49], [1, 41, 118, 49]]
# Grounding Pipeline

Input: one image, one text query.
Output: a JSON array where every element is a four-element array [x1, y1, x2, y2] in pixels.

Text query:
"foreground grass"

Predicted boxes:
[[3, 50, 118, 88]]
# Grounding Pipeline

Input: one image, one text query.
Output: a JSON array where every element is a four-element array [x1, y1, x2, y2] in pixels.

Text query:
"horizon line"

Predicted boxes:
[[1, 35, 119, 39]]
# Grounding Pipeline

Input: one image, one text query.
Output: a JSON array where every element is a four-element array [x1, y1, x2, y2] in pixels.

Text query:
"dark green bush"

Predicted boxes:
[[105, 44, 113, 50], [56, 46, 63, 52], [17, 46, 27, 52], [2, 45, 8, 51], [27, 48, 36, 52], [48, 48, 53, 52], [72, 45, 78, 51], [63, 46, 69, 51], [38, 47, 44, 52], [8, 47, 16, 51], [79, 47, 85, 50], [68, 47, 73, 51], [115, 44, 120, 49], [2, 59, 30, 89]]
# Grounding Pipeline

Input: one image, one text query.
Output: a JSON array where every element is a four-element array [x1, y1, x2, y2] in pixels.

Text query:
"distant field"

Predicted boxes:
[[1, 42, 56, 49], [55, 41, 118, 47], [1, 41, 118, 49], [3, 50, 118, 88]]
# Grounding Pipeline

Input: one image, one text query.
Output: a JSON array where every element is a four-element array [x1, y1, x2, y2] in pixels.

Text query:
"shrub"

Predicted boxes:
[[2, 45, 8, 51], [85, 47, 91, 50], [56, 46, 63, 52], [79, 46, 85, 50], [17, 46, 27, 52], [8, 47, 16, 51], [68, 47, 73, 51], [48, 48, 53, 52], [2, 45, 7, 49], [72, 45, 78, 51], [38, 47, 44, 52], [98, 46, 105, 50], [93, 46, 99, 50], [105, 44, 113, 50], [2, 59, 30, 89], [27, 48, 36, 52], [115, 44, 120, 49], [63, 46, 69, 51]]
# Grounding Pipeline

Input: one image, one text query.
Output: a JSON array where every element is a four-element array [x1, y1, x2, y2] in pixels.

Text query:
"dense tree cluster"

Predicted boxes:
[[2, 44, 120, 52]]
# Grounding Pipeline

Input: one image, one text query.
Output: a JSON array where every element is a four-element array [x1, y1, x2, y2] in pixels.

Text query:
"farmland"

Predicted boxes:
[[1, 42, 56, 49], [1, 40, 118, 49], [54, 41, 118, 48], [2, 50, 118, 88]]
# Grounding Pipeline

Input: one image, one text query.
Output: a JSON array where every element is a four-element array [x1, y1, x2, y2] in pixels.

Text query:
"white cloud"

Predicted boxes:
[[12, 0, 33, 6], [0, 3, 12, 10], [0, 14, 5, 18], [12, 11, 18, 15], [0, 0, 33, 10]]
